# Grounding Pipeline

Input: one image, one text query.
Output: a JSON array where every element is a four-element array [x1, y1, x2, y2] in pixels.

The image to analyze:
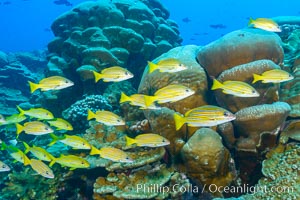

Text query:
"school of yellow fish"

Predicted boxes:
[[0, 17, 294, 179]]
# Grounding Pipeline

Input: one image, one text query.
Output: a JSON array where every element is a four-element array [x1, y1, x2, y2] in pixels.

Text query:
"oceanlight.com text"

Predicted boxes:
[[136, 184, 294, 195]]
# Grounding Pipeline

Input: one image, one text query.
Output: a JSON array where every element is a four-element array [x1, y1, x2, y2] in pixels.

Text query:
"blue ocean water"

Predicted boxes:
[[0, 0, 299, 52], [0, 0, 299, 200]]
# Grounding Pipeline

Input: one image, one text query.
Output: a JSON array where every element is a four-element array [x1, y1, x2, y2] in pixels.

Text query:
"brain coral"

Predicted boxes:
[[47, 0, 182, 92]]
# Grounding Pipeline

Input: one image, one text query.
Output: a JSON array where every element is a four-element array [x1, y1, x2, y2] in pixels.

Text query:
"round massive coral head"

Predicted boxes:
[[47, 0, 182, 92], [197, 28, 284, 78], [138, 45, 208, 155]]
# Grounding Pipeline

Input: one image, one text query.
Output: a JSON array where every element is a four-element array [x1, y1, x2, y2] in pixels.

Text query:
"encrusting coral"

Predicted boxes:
[[93, 164, 193, 200], [242, 143, 300, 200]]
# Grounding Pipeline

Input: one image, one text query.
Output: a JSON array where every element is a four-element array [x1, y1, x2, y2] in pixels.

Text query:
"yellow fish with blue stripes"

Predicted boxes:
[[28, 76, 74, 93], [23, 142, 54, 162], [93, 66, 133, 83], [48, 133, 92, 150], [47, 118, 73, 131], [87, 110, 125, 126], [17, 106, 54, 120], [90, 146, 133, 163], [174, 105, 236, 130], [144, 84, 195, 107], [252, 69, 294, 83], [16, 121, 53, 136], [211, 79, 259, 97], [49, 155, 90, 170], [29, 159, 54, 179], [126, 134, 170, 147], [1, 142, 31, 166]]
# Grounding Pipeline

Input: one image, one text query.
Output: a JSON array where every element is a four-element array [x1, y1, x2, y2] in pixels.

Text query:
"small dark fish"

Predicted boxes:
[[54, 0, 73, 6], [190, 38, 196, 41], [210, 24, 227, 29], [182, 17, 191, 23]]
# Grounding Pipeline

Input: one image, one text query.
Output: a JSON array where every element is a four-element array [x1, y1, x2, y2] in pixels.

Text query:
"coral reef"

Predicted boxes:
[[0, 51, 47, 115], [0, 168, 59, 200], [213, 59, 280, 113], [62, 95, 112, 130], [279, 23, 300, 117], [138, 45, 208, 156], [181, 128, 236, 197], [93, 164, 193, 200], [197, 28, 283, 77], [47, 0, 182, 96], [234, 102, 291, 185], [242, 143, 300, 200], [280, 120, 300, 144], [234, 102, 291, 152]]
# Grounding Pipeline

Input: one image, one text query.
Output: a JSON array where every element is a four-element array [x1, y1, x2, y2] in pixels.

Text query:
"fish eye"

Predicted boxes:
[[2, 165, 6, 168], [126, 157, 130, 160], [223, 112, 229, 116], [46, 171, 49, 175], [125, 72, 128, 75], [65, 80, 69, 83], [45, 127, 49, 130], [162, 139, 165, 142], [81, 161, 85, 164], [185, 89, 190, 92], [252, 90, 256, 94], [288, 74, 292, 77], [46, 113, 48, 115]]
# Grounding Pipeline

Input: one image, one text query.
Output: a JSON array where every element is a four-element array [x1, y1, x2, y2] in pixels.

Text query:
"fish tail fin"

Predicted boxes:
[[125, 135, 136, 146], [93, 71, 103, 83], [144, 95, 157, 107], [48, 133, 59, 146], [148, 61, 158, 73], [16, 105, 25, 116], [90, 145, 100, 155], [248, 17, 254, 26], [252, 73, 261, 84], [23, 155, 31, 166], [16, 123, 24, 135], [23, 142, 30, 154], [49, 157, 57, 167], [119, 92, 130, 103], [1, 142, 7, 150], [211, 79, 223, 90], [174, 113, 186, 131], [28, 81, 39, 93], [87, 110, 96, 120]]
